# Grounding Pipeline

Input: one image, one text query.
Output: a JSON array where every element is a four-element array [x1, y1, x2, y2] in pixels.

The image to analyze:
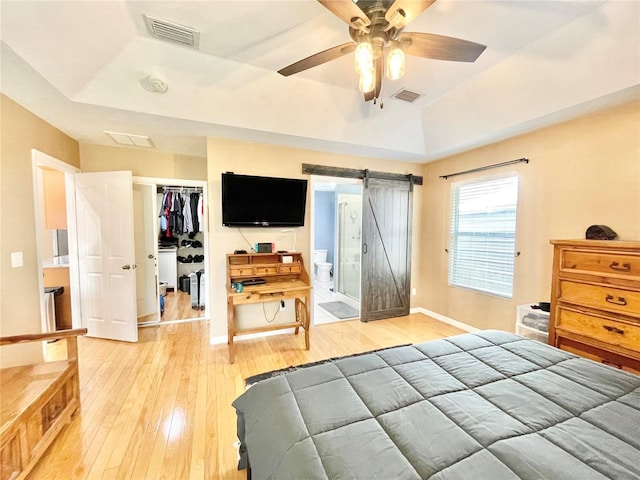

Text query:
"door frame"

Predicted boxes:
[[309, 175, 363, 325], [31, 149, 82, 333], [132, 176, 210, 323]]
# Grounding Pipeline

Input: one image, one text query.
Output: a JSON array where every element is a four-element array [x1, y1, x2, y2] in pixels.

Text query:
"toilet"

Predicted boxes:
[[313, 249, 332, 282]]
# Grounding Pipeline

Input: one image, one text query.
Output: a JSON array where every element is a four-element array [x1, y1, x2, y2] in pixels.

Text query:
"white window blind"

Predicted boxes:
[[449, 174, 519, 298]]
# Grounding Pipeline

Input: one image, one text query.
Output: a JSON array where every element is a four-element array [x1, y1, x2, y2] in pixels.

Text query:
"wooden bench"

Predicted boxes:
[[1, 328, 86, 480]]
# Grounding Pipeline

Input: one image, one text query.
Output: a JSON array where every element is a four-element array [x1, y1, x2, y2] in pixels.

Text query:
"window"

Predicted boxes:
[[449, 174, 519, 298]]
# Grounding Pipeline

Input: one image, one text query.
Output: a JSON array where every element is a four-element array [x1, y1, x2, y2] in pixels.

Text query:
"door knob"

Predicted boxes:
[[148, 254, 156, 259], [122, 264, 131, 270]]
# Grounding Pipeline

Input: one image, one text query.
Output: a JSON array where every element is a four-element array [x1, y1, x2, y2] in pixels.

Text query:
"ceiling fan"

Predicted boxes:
[[278, 0, 486, 104]]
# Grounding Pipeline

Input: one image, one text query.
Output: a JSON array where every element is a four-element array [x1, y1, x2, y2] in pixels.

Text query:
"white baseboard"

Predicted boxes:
[[211, 308, 479, 344], [410, 307, 480, 333], [211, 327, 296, 345]]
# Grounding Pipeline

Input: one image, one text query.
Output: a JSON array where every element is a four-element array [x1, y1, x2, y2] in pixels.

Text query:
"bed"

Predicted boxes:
[[232, 330, 640, 479]]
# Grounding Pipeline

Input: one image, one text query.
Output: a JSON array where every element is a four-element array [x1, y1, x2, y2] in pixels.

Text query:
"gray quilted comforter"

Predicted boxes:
[[233, 330, 640, 479]]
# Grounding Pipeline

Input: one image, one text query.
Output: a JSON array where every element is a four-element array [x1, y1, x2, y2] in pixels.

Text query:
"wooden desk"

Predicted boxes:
[[226, 252, 311, 363]]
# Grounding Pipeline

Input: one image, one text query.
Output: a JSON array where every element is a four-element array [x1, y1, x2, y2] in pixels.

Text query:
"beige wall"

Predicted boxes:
[[4, 92, 637, 361], [207, 137, 424, 338], [420, 100, 640, 332], [80, 143, 206, 181], [0, 94, 80, 367]]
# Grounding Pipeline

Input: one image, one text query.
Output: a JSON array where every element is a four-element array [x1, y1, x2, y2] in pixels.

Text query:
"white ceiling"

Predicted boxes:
[[1, 0, 638, 163]]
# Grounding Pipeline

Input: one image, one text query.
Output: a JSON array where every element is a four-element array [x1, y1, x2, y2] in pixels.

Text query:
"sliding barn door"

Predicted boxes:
[[361, 178, 413, 322]]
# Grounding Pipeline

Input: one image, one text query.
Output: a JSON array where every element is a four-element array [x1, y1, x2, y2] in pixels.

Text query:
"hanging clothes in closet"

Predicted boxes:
[[159, 188, 204, 238]]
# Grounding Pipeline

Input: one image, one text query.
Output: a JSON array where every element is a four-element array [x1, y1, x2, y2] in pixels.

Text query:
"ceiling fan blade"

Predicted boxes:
[[399, 32, 486, 62], [317, 0, 370, 28], [278, 42, 356, 77], [385, 0, 435, 29]]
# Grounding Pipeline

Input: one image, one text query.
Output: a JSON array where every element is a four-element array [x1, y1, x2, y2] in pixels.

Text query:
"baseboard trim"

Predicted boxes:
[[211, 328, 296, 345], [212, 309, 479, 344], [410, 307, 480, 333]]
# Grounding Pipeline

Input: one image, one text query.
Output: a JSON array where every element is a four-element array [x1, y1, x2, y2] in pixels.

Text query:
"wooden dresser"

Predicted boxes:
[[549, 240, 640, 375]]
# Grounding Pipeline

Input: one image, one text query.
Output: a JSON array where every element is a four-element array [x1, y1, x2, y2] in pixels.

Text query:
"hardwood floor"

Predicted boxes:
[[34, 314, 464, 479], [138, 290, 204, 325], [162, 290, 204, 322]]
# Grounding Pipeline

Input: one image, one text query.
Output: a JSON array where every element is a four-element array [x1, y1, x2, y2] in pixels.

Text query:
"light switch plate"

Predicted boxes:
[[11, 251, 24, 268]]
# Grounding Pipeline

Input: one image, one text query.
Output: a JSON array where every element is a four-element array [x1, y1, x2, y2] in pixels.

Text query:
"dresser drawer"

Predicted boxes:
[[556, 308, 640, 352], [559, 280, 640, 317], [279, 263, 301, 274], [561, 250, 640, 279], [556, 336, 640, 375], [254, 265, 279, 275], [229, 266, 255, 277]]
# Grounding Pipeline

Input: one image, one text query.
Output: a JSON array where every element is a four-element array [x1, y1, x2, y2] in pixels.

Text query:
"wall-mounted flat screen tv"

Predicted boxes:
[[222, 173, 308, 227]]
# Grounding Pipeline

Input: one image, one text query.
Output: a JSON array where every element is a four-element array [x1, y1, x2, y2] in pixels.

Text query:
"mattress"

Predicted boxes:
[[233, 330, 640, 479]]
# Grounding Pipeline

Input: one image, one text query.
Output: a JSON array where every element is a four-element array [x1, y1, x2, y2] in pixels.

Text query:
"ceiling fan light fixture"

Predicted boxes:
[[354, 41, 373, 74], [359, 66, 375, 93], [386, 46, 405, 80]]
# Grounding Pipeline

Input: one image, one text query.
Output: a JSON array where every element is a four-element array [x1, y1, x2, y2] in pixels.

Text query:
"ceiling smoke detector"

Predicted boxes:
[[145, 75, 168, 93]]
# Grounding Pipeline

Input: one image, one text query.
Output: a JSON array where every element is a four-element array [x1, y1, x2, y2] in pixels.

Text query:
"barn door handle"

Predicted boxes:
[[605, 294, 627, 306], [363, 243, 368, 254], [609, 261, 631, 272]]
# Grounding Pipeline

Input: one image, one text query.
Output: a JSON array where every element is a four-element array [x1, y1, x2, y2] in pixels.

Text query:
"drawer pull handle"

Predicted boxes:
[[605, 294, 627, 306], [601, 360, 623, 369], [603, 325, 625, 335], [609, 261, 631, 272]]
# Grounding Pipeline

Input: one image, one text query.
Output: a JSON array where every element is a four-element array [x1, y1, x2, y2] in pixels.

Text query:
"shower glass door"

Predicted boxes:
[[337, 193, 361, 301]]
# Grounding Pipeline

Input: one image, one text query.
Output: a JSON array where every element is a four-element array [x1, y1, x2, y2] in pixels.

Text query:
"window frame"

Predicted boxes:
[[448, 171, 520, 299]]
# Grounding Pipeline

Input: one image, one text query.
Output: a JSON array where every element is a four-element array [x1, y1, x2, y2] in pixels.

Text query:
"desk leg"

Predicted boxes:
[[304, 295, 310, 350], [227, 299, 235, 364], [296, 297, 310, 350], [294, 298, 300, 335]]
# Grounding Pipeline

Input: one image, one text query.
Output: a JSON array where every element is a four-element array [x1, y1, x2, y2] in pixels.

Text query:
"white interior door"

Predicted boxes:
[[75, 171, 138, 342], [133, 183, 158, 322]]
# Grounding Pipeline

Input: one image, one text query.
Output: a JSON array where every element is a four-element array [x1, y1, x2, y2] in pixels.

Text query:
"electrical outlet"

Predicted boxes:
[[280, 300, 285, 311], [411, 287, 417, 296]]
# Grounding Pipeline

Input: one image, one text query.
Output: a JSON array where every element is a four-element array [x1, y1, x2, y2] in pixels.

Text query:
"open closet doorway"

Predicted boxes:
[[133, 177, 209, 325], [311, 177, 363, 325]]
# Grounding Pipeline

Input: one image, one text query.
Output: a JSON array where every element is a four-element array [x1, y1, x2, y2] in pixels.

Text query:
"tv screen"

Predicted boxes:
[[222, 173, 308, 227]]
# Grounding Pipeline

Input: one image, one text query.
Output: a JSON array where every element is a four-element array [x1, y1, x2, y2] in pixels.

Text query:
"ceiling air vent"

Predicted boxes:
[[104, 131, 154, 148], [143, 14, 200, 49], [392, 88, 423, 103]]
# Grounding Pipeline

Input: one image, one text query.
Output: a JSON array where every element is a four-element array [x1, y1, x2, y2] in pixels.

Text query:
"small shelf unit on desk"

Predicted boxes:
[[226, 252, 311, 363]]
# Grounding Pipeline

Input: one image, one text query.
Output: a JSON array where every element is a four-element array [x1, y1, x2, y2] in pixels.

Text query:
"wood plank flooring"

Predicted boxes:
[[138, 290, 204, 325], [33, 313, 464, 479], [162, 290, 204, 322]]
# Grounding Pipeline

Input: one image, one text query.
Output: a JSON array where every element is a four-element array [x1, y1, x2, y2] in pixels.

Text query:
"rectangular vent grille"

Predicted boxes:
[[392, 89, 423, 103], [104, 131, 154, 148], [143, 14, 200, 48]]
